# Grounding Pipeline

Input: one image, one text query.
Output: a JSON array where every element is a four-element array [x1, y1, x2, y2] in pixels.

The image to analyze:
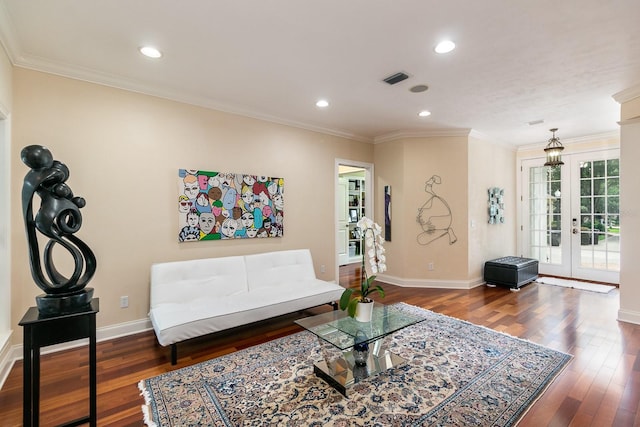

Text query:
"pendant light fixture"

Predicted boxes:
[[544, 128, 564, 167]]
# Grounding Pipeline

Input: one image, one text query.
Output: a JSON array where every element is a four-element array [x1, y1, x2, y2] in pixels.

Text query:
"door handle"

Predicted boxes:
[[572, 228, 578, 234]]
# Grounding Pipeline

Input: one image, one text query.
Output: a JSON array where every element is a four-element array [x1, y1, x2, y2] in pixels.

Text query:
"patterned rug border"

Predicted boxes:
[[387, 303, 573, 426], [139, 302, 572, 426]]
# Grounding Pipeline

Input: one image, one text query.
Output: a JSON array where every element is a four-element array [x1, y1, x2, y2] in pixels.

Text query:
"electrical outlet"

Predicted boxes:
[[320, 264, 326, 273], [428, 262, 434, 271], [120, 295, 129, 308]]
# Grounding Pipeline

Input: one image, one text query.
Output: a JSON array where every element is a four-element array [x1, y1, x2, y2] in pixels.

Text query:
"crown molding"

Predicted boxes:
[[373, 128, 473, 144], [467, 130, 517, 151], [613, 85, 640, 104], [0, 2, 19, 64], [0, 9, 374, 144], [517, 130, 619, 152], [618, 116, 640, 126], [15, 56, 374, 143]]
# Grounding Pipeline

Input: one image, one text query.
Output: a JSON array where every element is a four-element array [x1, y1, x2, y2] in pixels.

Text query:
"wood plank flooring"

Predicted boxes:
[[0, 265, 638, 426]]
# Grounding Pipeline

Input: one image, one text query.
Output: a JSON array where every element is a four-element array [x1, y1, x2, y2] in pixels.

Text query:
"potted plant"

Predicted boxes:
[[339, 217, 386, 322]]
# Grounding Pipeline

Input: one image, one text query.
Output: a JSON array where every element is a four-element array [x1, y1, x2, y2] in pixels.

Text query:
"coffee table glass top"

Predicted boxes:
[[295, 303, 424, 350]]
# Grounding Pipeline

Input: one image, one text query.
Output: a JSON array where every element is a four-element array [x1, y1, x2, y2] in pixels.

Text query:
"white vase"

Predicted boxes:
[[355, 301, 374, 322]]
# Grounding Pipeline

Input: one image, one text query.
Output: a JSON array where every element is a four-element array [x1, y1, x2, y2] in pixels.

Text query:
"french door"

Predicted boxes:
[[522, 149, 620, 283]]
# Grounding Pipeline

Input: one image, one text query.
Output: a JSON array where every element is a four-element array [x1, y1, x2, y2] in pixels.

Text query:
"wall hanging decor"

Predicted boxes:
[[384, 185, 392, 241], [178, 169, 284, 241], [416, 175, 458, 246], [488, 187, 505, 224]]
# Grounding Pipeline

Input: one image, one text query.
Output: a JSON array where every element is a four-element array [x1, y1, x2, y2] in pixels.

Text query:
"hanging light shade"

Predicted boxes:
[[544, 128, 564, 167]]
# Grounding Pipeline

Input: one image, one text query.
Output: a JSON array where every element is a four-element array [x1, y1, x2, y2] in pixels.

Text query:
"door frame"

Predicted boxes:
[[518, 143, 620, 282], [520, 158, 571, 277], [568, 149, 620, 283], [335, 159, 374, 284]]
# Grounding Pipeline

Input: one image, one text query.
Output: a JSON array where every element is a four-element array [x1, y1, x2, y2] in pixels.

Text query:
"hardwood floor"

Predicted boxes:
[[1, 266, 638, 426]]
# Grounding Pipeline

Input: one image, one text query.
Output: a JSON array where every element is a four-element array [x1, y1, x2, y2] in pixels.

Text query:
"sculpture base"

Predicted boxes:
[[36, 288, 94, 316]]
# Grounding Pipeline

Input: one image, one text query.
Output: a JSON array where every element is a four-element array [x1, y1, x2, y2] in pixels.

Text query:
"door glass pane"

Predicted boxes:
[[578, 157, 620, 272], [607, 178, 619, 195], [593, 179, 606, 195], [529, 166, 561, 264], [580, 179, 591, 196], [593, 160, 606, 177]]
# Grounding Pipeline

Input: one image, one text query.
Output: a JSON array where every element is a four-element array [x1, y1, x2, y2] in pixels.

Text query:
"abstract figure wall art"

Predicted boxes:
[[416, 175, 457, 246], [178, 169, 284, 242]]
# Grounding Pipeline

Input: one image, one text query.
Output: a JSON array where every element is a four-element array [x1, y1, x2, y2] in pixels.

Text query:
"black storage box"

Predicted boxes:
[[484, 256, 538, 290]]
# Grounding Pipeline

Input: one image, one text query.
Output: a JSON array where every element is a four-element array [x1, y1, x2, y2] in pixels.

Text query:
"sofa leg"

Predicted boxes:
[[331, 301, 338, 311], [171, 344, 177, 365]]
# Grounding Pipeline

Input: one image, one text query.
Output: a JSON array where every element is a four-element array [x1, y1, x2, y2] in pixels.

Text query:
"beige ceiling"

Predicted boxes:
[[1, 0, 639, 145]]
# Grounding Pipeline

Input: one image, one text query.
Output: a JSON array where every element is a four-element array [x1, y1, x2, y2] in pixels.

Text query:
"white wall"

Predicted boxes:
[[468, 137, 517, 279], [374, 133, 502, 289], [0, 41, 13, 385], [9, 68, 374, 345]]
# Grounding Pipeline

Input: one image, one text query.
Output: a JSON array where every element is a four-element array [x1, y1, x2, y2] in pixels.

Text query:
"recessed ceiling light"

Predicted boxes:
[[316, 100, 329, 108], [418, 110, 432, 117], [139, 46, 162, 58], [434, 40, 455, 54]]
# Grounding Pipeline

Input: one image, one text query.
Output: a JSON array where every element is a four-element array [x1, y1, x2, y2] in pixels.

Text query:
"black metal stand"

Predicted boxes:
[[19, 298, 99, 427]]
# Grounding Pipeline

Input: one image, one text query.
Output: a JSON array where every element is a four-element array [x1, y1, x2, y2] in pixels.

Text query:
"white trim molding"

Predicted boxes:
[[0, 330, 13, 391], [376, 273, 485, 290], [618, 309, 640, 326], [373, 128, 472, 144], [517, 130, 619, 152], [0, 317, 152, 390], [613, 85, 640, 104]]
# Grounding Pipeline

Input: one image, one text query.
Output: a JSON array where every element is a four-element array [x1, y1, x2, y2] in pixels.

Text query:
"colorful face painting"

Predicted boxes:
[[178, 169, 285, 242]]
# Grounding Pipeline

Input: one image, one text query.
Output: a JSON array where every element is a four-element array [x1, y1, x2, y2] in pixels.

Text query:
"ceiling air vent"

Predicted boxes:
[[383, 72, 409, 85]]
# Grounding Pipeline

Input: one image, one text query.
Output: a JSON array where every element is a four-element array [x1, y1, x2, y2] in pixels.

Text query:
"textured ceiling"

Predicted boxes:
[[1, 0, 639, 145]]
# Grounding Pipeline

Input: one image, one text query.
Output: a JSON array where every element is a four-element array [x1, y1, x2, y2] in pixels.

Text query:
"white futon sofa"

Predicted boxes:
[[149, 249, 344, 364]]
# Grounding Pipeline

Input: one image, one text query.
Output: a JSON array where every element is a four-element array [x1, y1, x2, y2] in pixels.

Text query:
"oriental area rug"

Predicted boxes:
[[139, 303, 571, 426]]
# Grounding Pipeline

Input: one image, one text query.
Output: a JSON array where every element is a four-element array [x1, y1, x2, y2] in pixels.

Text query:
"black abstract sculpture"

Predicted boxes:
[[21, 145, 96, 315]]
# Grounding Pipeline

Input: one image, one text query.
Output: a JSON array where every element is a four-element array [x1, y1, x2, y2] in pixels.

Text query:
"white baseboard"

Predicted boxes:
[[618, 309, 640, 325], [0, 330, 14, 391], [96, 317, 153, 342], [376, 274, 485, 289], [0, 317, 152, 391]]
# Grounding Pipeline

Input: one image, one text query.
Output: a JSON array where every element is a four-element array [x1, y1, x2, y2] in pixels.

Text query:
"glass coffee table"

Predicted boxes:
[[295, 303, 425, 396]]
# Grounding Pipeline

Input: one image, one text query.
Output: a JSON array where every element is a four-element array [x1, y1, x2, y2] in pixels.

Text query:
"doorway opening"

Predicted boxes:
[[521, 148, 620, 284], [335, 159, 373, 285]]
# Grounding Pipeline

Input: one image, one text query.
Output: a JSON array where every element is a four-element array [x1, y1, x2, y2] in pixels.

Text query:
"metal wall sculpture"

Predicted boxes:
[[178, 169, 284, 241], [21, 145, 96, 315], [416, 175, 458, 246], [488, 187, 505, 224]]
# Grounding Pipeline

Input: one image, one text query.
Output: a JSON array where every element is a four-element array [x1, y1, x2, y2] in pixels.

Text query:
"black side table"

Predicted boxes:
[[19, 298, 99, 427]]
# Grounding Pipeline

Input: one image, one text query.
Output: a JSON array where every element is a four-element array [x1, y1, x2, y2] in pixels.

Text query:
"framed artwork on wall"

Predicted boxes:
[[384, 185, 392, 241], [178, 169, 284, 241]]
